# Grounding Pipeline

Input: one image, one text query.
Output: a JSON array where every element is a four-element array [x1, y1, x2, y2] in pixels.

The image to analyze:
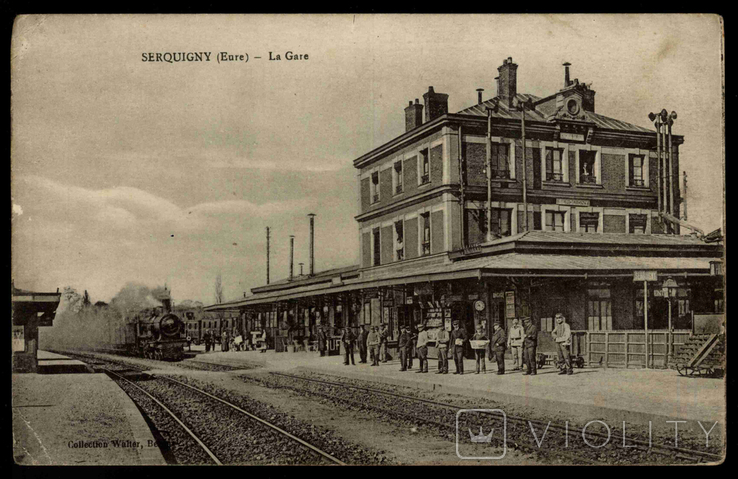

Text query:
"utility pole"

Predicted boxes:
[[514, 97, 532, 232], [683, 172, 688, 220], [266, 226, 271, 285]]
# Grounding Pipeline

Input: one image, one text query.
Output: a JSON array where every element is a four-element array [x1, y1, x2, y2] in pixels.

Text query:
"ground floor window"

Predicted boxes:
[[587, 288, 612, 330], [546, 211, 565, 232], [580, 212, 599, 233], [629, 214, 647, 234]]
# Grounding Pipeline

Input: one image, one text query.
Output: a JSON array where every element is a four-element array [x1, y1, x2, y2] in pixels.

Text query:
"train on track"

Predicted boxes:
[[100, 291, 188, 361]]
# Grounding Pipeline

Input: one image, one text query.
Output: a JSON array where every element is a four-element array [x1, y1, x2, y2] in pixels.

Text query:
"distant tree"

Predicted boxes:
[[214, 273, 225, 323], [59, 286, 85, 314], [214, 273, 224, 304]]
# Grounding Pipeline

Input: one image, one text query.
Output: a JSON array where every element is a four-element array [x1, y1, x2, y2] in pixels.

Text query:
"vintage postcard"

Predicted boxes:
[[11, 14, 725, 465]]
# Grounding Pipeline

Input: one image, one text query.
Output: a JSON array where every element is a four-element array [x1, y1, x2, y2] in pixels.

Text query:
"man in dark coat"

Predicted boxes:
[[408, 324, 417, 369], [450, 321, 468, 374], [522, 317, 538, 375], [203, 330, 211, 352], [341, 326, 356, 365], [358, 325, 369, 363], [317, 326, 328, 357], [379, 325, 389, 362], [398, 326, 412, 371], [491, 321, 507, 375]]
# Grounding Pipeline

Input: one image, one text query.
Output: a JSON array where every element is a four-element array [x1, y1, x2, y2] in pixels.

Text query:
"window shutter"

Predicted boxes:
[[628, 155, 634, 186]]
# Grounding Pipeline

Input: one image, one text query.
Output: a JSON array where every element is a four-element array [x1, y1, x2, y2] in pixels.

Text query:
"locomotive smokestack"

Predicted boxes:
[[308, 213, 316, 276], [289, 235, 295, 281], [266, 226, 271, 285]]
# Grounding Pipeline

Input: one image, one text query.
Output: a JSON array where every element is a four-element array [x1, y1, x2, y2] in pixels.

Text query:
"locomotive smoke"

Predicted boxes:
[[40, 282, 167, 352]]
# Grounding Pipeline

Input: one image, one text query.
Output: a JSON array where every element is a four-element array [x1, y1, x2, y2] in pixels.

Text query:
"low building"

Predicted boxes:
[[12, 282, 62, 373], [206, 57, 724, 368]]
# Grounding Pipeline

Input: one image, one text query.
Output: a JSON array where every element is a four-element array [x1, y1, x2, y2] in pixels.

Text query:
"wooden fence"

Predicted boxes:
[[572, 329, 691, 369]]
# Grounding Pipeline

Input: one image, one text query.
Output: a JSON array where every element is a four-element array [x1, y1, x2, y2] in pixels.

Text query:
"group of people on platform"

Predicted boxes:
[[324, 313, 574, 376], [199, 328, 267, 353]]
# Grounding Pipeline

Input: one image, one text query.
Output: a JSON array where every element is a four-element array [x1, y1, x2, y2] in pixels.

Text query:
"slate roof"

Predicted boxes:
[[456, 95, 653, 133]]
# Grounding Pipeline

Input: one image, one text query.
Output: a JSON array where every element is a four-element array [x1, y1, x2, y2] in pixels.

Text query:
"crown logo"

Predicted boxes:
[[468, 426, 494, 443]]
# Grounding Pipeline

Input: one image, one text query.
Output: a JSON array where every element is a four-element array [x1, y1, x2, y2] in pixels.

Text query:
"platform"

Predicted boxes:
[[37, 350, 93, 374], [187, 347, 726, 429], [12, 352, 166, 465]]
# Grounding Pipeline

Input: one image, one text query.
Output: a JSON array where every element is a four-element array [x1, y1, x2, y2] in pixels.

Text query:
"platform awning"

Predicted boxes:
[[205, 254, 719, 311]]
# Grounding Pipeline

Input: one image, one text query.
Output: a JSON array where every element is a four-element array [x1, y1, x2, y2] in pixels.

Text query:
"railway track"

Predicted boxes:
[[253, 371, 722, 465], [104, 367, 223, 464], [103, 367, 348, 464], [60, 352, 368, 464]]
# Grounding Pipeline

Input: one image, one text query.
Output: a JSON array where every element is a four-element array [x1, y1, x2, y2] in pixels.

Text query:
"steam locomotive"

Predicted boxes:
[[132, 303, 188, 360], [108, 293, 188, 361]]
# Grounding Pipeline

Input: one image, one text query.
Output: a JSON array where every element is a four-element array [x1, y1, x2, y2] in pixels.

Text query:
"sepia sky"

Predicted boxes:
[[11, 14, 724, 304]]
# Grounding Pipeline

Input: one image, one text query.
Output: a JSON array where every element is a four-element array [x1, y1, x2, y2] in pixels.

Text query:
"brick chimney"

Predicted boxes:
[[404, 99, 424, 131], [423, 86, 449, 123], [563, 62, 571, 88], [581, 85, 596, 113], [497, 57, 518, 107]]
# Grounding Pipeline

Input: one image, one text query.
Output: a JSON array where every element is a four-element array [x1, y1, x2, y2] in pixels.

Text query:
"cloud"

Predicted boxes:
[[205, 158, 344, 172], [20, 175, 315, 231]]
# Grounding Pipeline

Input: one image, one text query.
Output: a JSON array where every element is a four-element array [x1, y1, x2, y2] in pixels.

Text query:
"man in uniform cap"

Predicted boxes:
[[398, 325, 412, 371], [491, 321, 507, 375], [450, 320, 468, 374], [436, 324, 450, 374], [317, 326, 328, 357], [341, 326, 356, 366], [552, 313, 573, 375], [367, 326, 380, 366], [358, 325, 369, 363], [415, 323, 429, 373], [522, 317, 538, 375]]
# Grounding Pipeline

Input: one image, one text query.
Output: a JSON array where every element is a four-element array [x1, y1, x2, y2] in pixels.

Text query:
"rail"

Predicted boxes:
[[269, 371, 722, 463], [104, 368, 223, 465]]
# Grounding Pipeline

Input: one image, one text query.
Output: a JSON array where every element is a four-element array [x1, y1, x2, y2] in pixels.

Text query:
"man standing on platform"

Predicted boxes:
[[408, 324, 417, 370], [341, 326, 356, 365], [398, 326, 411, 371], [367, 326, 380, 366], [415, 323, 429, 373], [552, 313, 573, 375], [358, 325, 369, 363], [436, 325, 450, 374], [522, 317, 538, 375], [317, 326, 328, 357], [379, 324, 389, 362], [508, 318, 524, 371], [203, 330, 211, 352], [450, 321, 468, 375], [491, 321, 507, 375]]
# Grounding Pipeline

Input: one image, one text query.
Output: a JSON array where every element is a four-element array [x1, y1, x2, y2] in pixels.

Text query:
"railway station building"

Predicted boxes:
[[206, 58, 724, 368], [12, 281, 62, 373]]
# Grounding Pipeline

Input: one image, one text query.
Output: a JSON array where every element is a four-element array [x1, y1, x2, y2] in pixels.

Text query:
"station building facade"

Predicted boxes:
[[206, 58, 724, 368]]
